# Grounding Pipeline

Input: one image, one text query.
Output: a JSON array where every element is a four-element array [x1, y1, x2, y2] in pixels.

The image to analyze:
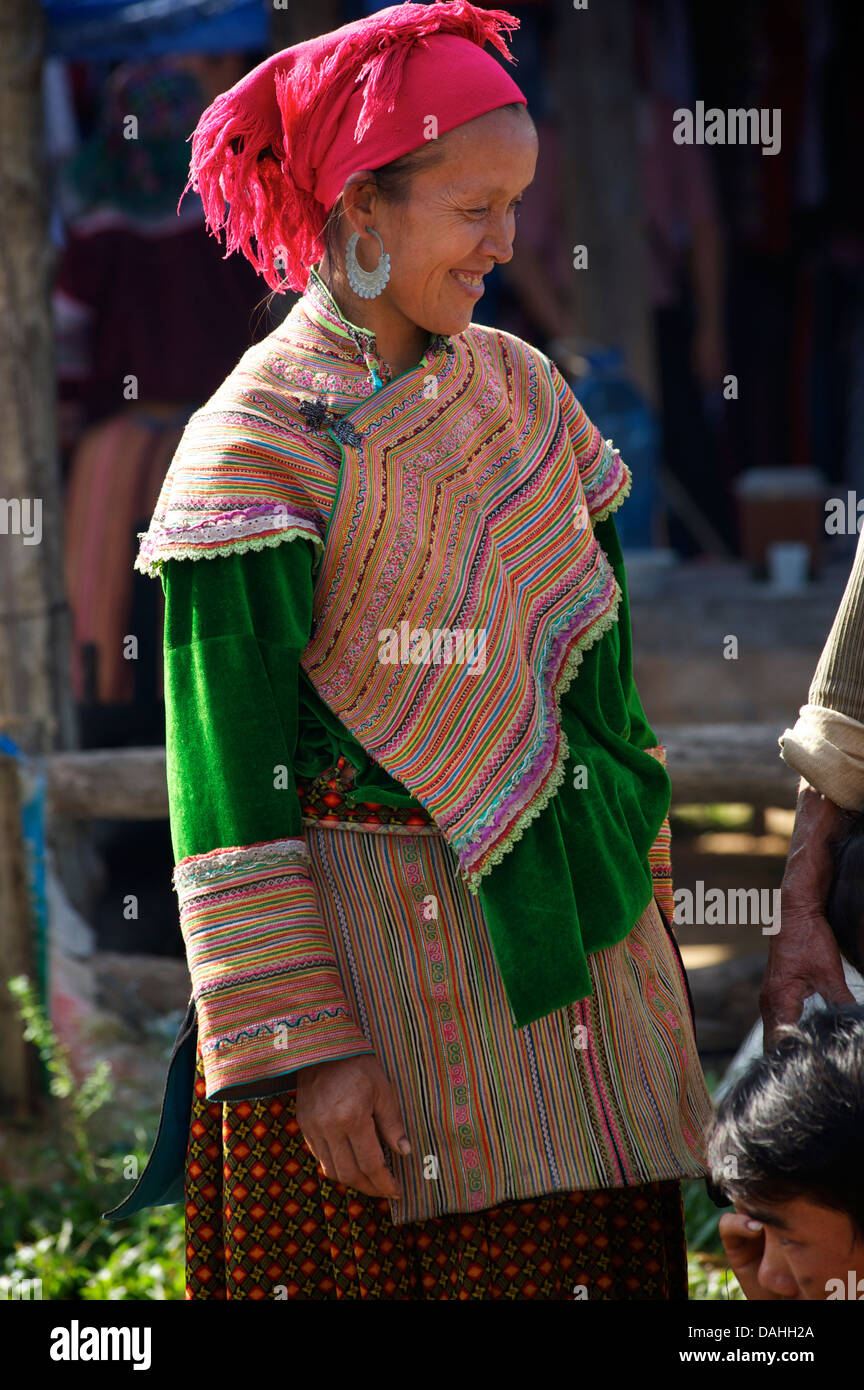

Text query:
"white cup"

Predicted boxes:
[[767, 541, 809, 592]]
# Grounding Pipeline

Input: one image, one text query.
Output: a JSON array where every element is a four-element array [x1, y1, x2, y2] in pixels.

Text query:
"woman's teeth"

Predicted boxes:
[[450, 270, 485, 295], [451, 271, 483, 286]]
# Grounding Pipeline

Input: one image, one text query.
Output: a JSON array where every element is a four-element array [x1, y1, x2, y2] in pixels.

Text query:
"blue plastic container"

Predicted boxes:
[[569, 347, 659, 550]]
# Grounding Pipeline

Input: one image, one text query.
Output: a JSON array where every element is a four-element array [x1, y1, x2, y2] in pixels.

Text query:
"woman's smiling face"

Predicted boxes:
[[344, 105, 539, 340]]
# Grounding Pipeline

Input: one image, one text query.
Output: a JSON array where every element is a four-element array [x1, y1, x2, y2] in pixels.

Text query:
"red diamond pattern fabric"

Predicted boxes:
[[184, 1048, 688, 1300]]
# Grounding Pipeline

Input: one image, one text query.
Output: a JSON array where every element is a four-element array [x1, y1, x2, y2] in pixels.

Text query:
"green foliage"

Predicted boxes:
[[7, 974, 111, 1182], [688, 1255, 746, 1301], [683, 1176, 725, 1257], [0, 1187, 184, 1301], [1, 975, 184, 1301], [671, 803, 755, 833]]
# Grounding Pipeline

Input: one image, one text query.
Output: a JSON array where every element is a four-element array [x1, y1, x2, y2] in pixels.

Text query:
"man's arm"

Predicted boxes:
[[766, 525, 864, 1043]]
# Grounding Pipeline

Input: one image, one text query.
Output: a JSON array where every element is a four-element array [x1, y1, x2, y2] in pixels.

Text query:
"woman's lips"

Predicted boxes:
[[450, 269, 485, 299]]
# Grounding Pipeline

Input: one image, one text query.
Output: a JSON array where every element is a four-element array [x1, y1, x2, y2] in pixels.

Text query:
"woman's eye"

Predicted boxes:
[[467, 201, 522, 218]]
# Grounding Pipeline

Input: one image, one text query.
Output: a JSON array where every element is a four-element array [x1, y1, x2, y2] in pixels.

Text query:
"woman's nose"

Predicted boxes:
[[478, 220, 515, 266]]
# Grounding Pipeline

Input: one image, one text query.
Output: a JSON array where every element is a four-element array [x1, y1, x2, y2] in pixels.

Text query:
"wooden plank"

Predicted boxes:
[[659, 724, 799, 808], [41, 727, 799, 820], [47, 747, 168, 820]]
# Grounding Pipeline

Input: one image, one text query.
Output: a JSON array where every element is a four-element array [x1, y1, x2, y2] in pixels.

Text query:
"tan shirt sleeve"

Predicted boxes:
[[779, 524, 864, 809]]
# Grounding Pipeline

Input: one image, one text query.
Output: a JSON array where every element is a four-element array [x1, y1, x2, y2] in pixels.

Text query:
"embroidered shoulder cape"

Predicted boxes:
[[135, 269, 632, 892]]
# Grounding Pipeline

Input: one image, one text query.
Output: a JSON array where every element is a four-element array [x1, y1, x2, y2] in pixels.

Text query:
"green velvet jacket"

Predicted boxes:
[[163, 508, 669, 1017]]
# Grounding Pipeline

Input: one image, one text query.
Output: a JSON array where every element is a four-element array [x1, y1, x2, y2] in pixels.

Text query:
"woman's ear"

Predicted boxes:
[[340, 171, 379, 239]]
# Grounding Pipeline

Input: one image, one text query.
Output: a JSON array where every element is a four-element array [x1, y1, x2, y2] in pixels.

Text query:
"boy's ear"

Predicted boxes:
[[704, 1175, 733, 1210]]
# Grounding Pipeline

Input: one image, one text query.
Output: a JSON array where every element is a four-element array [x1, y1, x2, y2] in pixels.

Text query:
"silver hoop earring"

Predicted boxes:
[[345, 227, 391, 299]]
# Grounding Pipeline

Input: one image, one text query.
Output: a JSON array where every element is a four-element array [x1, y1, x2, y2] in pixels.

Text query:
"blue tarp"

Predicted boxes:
[[42, 0, 269, 60], [0, 735, 48, 1009]]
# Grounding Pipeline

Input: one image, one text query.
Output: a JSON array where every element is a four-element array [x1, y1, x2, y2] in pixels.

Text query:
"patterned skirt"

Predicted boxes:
[[185, 1061, 688, 1300]]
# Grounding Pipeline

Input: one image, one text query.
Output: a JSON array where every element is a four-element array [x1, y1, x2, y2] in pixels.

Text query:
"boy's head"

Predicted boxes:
[[707, 1006, 864, 1300]]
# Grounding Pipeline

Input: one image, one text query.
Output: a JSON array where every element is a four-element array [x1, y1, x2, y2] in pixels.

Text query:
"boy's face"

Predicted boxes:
[[732, 1197, 864, 1299]]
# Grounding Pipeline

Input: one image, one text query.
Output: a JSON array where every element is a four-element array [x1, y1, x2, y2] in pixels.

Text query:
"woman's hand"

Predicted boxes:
[[760, 780, 856, 1048], [295, 1053, 411, 1199]]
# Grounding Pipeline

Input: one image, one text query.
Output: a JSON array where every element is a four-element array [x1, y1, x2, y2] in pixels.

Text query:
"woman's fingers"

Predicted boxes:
[[294, 1055, 410, 1197], [326, 1130, 399, 1199], [314, 1137, 336, 1183], [373, 1083, 412, 1157], [326, 1136, 376, 1196], [299, 1124, 332, 1178], [350, 1120, 401, 1198]]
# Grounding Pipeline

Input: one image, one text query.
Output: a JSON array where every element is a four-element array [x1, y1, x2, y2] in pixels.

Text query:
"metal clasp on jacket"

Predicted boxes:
[[296, 396, 364, 448]]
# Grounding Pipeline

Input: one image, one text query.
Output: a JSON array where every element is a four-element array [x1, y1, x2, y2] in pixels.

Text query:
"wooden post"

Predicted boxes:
[[0, 0, 77, 758], [0, 0, 77, 1110], [551, 1, 658, 405]]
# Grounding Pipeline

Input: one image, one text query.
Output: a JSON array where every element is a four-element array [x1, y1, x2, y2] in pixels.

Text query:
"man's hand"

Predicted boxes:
[[295, 1053, 411, 1199], [719, 1213, 798, 1300], [761, 906, 855, 1050], [761, 781, 856, 1048]]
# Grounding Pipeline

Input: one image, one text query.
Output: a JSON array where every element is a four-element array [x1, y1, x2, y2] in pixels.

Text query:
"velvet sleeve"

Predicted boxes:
[[592, 510, 675, 922], [161, 538, 374, 1101]]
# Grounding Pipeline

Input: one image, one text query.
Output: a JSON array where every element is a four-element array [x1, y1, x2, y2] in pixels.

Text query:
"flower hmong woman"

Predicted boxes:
[[106, 0, 713, 1300]]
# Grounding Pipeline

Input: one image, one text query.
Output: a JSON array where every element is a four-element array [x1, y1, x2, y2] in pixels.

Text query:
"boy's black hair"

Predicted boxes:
[[706, 1005, 864, 1240]]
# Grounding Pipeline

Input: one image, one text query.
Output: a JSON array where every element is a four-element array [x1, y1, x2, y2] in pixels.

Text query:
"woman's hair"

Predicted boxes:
[[705, 1005, 864, 1239]]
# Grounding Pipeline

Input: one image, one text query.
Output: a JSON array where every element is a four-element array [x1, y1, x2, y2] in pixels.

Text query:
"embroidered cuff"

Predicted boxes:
[[172, 836, 372, 1099], [779, 705, 864, 813], [580, 430, 633, 523], [644, 745, 674, 921], [134, 407, 325, 578], [135, 510, 323, 578]]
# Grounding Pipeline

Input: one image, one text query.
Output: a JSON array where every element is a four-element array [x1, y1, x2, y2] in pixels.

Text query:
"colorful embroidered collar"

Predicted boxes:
[[301, 265, 454, 390], [136, 269, 631, 891]]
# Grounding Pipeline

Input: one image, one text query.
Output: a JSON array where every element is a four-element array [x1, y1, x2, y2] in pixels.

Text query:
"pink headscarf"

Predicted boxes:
[[179, 1, 527, 293]]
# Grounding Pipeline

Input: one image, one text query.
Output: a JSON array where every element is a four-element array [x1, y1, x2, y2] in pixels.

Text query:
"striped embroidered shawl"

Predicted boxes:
[[136, 273, 631, 890]]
